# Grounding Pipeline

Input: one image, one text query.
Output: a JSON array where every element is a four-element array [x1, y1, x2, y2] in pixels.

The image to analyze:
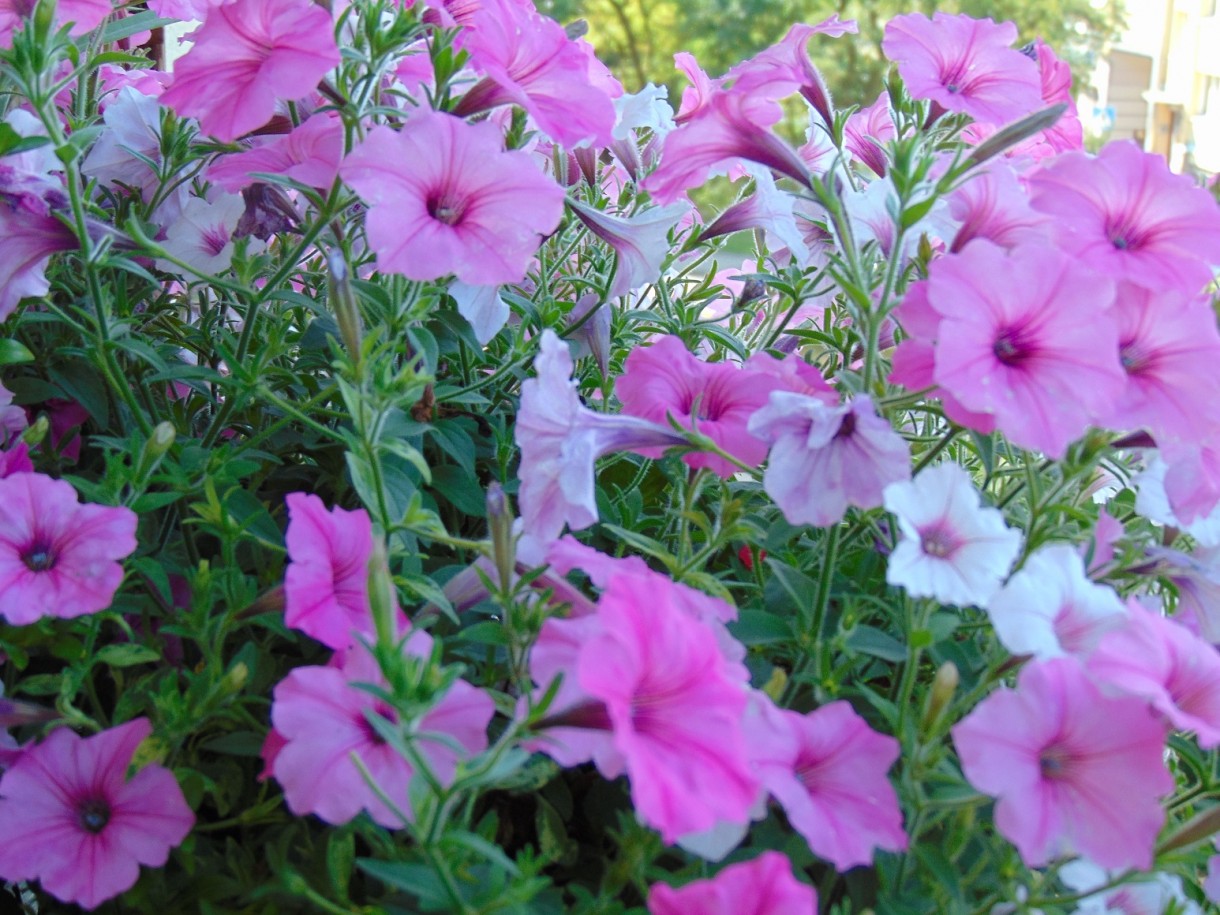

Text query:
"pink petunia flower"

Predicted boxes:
[[576, 571, 757, 842], [1028, 140, 1220, 295], [952, 657, 1172, 869], [843, 91, 896, 177], [616, 335, 785, 477], [750, 697, 907, 870], [0, 472, 137, 625], [269, 636, 494, 827], [0, 441, 32, 477], [567, 198, 689, 299], [160, 0, 341, 142], [1030, 40, 1084, 155], [889, 280, 998, 435], [647, 851, 816, 915], [946, 162, 1051, 254], [515, 330, 687, 544], [1088, 603, 1220, 748], [927, 240, 1124, 458], [883, 463, 1021, 607], [642, 89, 811, 205], [81, 87, 170, 204], [748, 392, 910, 527], [1097, 283, 1220, 444], [453, 0, 618, 148], [881, 13, 1043, 125], [283, 492, 377, 650], [209, 113, 343, 193], [0, 0, 111, 47], [984, 543, 1127, 660], [0, 200, 77, 321], [0, 719, 194, 910], [341, 111, 565, 285]]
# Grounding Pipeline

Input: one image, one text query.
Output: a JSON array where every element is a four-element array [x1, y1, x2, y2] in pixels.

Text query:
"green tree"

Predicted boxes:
[[541, 0, 1125, 110]]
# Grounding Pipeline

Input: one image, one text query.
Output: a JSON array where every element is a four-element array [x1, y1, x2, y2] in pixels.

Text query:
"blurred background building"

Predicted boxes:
[[1086, 0, 1220, 175]]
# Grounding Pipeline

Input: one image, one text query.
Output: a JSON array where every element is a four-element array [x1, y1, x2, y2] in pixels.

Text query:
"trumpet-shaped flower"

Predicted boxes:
[[749, 393, 910, 527], [342, 112, 565, 285], [454, 0, 618, 148], [927, 240, 1123, 458], [577, 572, 757, 841], [269, 637, 494, 827], [1029, 140, 1220, 294], [642, 89, 811, 205], [567, 198, 689, 299], [0, 472, 137, 625], [750, 697, 906, 870], [616, 335, 784, 477], [1098, 283, 1220, 443], [946, 163, 1050, 254], [283, 492, 376, 650], [0, 0, 110, 47], [881, 13, 1042, 125], [160, 0, 340, 142], [209, 114, 343, 192], [1088, 603, 1220, 748], [647, 852, 816, 915], [985, 543, 1127, 660], [884, 463, 1021, 607], [0, 719, 194, 910], [952, 658, 1172, 869], [516, 330, 687, 543]]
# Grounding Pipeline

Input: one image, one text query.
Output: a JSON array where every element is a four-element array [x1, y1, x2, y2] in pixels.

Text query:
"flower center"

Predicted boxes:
[[427, 194, 466, 226], [1039, 747, 1069, 780], [77, 798, 111, 834], [21, 542, 56, 572], [992, 328, 1031, 366], [918, 524, 959, 559], [200, 224, 229, 258], [835, 411, 857, 439]]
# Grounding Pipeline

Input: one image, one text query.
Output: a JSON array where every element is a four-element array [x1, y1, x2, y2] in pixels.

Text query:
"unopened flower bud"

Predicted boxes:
[[21, 414, 49, 446], [327, 248, 363, 365], [135, 421, 176, 481], [921, 660, 959, 732], [486, 482, 516, 591], [367, 536, 398, 650]]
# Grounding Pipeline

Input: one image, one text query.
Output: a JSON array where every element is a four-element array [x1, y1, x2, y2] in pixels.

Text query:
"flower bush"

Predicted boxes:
[[1, 1, 1219, 912]]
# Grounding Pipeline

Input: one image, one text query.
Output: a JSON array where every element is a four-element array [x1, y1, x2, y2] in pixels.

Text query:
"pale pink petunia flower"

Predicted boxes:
[[283, 492, 377, 650], [454, 0, 618, 148], [1088, 602, 1220, 748], [642, 89, 811, 205], [0, 0, 111, 47], [1061, 859, 1203, 915], [576, 572, 758, 842], [890, 280, 998, 435], [1030, 40, 1084, 155], [749, 696, 906, 870], [946, 162, 1051, 253], [843, 90, 896, 177], [1136, 450, 1220, 538], [1028, 140, 1220, 295], [884, 463, 1021, 607], [270, 636, 494, 827], [516, 330, 687, 543], [0, 203, 76, 320], [749, 392, 910, 527], [0, 472, 137, 625], [81, 87, 169, 203], [647, 851, 817, 915], [927, 240, 1124, 458], [0, 719, 194, 910], [156, 193, 248, 275], [160, 0, 340, 142], [985, 543, 1127, 660], [616, 335, 785, 477], [881, 13, 1043, 125], [699, 166, 811, 265], [567, 198, 689, 299], [1097, 283, 1220, 444], [342, 111, 565, 285], [953, 657, 1172, 870], [209, 113, 343, 193]]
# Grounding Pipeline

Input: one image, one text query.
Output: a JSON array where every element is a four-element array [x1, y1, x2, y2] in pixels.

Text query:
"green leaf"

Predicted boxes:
[[98, 11, 174, 42], [729, 609, 793, 646], [457, 621, 507, 646], [430, 464, 487, 517], [0, 124, 50, 158], [844, 624, 906, 662], [95, 644, 161, 668], [0, 339, 35, 365], [357, 859, 452, 910]]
